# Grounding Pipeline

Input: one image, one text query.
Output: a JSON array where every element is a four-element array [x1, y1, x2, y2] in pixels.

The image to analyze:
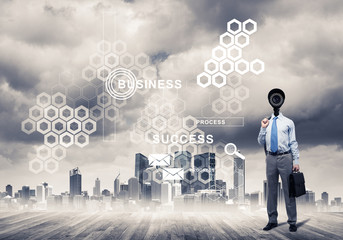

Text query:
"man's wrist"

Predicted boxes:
[[293, 159, 299, 165]]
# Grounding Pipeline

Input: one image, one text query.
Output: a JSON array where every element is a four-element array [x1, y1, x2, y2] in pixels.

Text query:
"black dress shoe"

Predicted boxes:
[[289, 224, 297, 232], [263, 222, 278, 231]]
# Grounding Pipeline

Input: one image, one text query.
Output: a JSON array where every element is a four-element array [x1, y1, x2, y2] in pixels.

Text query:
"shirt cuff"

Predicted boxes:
[[260, 127, 267, 134], [293, 159, 299, 165]]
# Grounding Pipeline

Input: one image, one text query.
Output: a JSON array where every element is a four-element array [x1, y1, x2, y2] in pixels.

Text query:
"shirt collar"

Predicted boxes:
[[271, 112, 283, 120]]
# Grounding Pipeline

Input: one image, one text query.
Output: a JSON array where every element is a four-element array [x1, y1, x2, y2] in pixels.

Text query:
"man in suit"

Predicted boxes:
[[257, 89, 300, 232]]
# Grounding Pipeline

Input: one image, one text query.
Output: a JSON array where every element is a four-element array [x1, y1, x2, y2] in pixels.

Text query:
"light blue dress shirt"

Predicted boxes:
[[257, 113, 300, 164]]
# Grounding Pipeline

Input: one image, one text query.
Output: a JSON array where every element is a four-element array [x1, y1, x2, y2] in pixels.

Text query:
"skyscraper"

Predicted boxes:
[[161, 182, 172, 204], [70, 167, 82, 197], [233, 154, 245, 204], [5, 184, 12, 197], [93, 178, 100, 196], [128, 177, 139, 200], [135, 153, 149, 192], [114, 177, 120, 198], [21, 186, 30, 203], [36, 185, 45, 202], [321, 192, 329, 206]]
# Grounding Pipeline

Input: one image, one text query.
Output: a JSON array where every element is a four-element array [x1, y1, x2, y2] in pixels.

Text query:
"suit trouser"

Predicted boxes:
[[266, 153, 297, 224]]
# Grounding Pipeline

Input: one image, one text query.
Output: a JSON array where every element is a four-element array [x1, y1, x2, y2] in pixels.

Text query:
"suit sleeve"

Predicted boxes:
[[288, 121, 300, 164]]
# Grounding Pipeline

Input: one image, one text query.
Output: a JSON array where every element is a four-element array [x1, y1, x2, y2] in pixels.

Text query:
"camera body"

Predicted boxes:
[[268, 88, 285, 116]]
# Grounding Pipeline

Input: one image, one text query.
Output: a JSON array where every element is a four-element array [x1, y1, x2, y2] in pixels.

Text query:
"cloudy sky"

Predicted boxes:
[[0, 0, 342, 202]]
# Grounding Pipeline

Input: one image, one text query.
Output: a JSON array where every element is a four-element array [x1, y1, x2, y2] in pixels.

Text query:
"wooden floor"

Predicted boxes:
[[0, 211, 342, 240]]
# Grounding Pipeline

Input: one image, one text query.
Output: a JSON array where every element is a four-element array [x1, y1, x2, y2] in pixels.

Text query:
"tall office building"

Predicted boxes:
[[5, 184, 12, 197], [93, 178, 101, 196], [161, 182, 172, 204], [21, 186, 30, 203], [334, 197, 342, 206], [135, 153, 149, 192], [70, 167, 82, 197], [142, 183, 152, 202], [321, 192, 329, 206], [128, 177, 139, 200], [233, 154, 245, 203], [36, 185, 45, 202], [151, 181, 161, 201], [114, 177, 120, 198]]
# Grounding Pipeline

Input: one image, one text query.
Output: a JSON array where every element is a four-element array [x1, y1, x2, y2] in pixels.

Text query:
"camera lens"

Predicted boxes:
[[269, 93, 284, 107]]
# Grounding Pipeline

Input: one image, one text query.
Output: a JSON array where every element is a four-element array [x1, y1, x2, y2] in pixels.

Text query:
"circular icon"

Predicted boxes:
[[224, 143, 245, 160], [105, 68, 137, 100]]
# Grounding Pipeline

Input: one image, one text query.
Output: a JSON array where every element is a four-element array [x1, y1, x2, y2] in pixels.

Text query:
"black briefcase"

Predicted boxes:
[[289, 172, 306, 198]]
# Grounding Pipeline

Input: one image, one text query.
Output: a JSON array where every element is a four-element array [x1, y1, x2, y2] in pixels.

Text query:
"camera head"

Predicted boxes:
[[268, 88, 285, 116]]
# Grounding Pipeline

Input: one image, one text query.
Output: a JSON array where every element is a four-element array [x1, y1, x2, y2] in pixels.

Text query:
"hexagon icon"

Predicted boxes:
[[144, 128, 159, 144], [105, 105, 119, 121], [36, 119, 51, 135], [21, 118, 36, 135], [243, 19, 257, 35], [173, 98, 186, 114], [67, 119, 82, 135], [82, 66, 97, 82], [191, 129, 205, 142], [37, 145, 52, 161], [97, 40, 111, 54], [183, 115, 197, 132], [97, 92, 112, 108], [142, 104, 159, 119], [183, 143, 197, 156], [183, 169, 197, 184], [227, 19, 242, 35], [97, 66, 111, 82], [159, 103, 174, 119], [212, 98, 227, 114], [152, 116, 167, 131], [167, 115, 182, 132], [152, 168, 164, 184], [136, 116, 151, 132], [227, 73, 242, 88], [119, 52, 134, 68], [44, 105, 59, 121], [82, 84, 97, 100], [198, 169, 210, 184], [112, 40, 127, 55], [112, 98, 127, 108], [82, 119, 97, 135], [250, 59, 265, 75], [214, 141, 226, 158], [234, 32, 250, 48], [219, 59, 234, 75], [90, 105, 104, 121], [235, 85, 250, 101], [75, 106, 89, 122], [67, 85, 81, 100], [204, 59, 219, 75], [142, 66, 157, 80], [174, 153, 191, 170], [135, 52, 150, 68], [36, 92, 51, 108], [129, 66, 142, 80], [168, 142, 182, 155], [89, 53, 104, 69], [199, 144, 213, 154], [44, 132, 59, 148], [52, 146, 66, 161], [235, 59, 250, 75], [29, 105, 43, 121], [60, 132, 74, 148], [220, 86, 235, 101], [228, 99, 242, 114], [197, 72, 211, 88], [104, 52, 119, 69], [29, 158, 44, 174], [227, 45, 242, 61], [59, 105, 74, 122], [52, 92, 66, 108], [75, 132, 89, 148], [212, 72, 227, 88], [44, 158, 59, 174], [219, 32, 234, 48], [212, 46, 227, 62]]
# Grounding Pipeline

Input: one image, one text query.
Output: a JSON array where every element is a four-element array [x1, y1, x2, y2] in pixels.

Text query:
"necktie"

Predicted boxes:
[[270, 117, 278, 153]]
